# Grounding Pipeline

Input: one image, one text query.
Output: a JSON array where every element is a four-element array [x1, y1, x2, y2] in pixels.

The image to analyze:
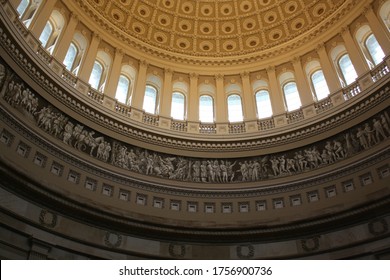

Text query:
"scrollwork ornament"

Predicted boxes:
[[368, 218, 388, 236], [301, 236, 320, 252], [168, 243, 186, 258], [236, 244, 255, 259], [104, 231, 122, 248], [39, 210, 57, 228]]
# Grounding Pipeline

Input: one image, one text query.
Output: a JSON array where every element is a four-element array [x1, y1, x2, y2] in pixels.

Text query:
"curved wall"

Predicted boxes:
[[0, 0, 390, 259]]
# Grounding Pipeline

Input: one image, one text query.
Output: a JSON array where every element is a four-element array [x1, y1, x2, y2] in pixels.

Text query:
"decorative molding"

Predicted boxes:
[[39, 210, 58, 228]]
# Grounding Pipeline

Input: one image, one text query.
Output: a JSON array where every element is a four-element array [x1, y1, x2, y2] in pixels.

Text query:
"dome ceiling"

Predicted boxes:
[[85, 0, 344, 59]]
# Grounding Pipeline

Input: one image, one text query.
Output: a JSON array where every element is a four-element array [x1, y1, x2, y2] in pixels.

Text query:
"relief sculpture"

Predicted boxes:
[[0, 59, 389, 184]]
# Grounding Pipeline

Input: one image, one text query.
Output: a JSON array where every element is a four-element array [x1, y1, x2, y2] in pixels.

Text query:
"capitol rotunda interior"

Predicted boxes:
[[0, 0, 390, 259]]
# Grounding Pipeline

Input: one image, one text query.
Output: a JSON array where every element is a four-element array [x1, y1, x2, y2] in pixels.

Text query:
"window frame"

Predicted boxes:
[[227, 94, 244, 123], [282, 81, 302, 112], [199, 94, 215, 123], [143, 84, 158, 114], [255, 89, 273, 119], [170, 91, 186, 120]]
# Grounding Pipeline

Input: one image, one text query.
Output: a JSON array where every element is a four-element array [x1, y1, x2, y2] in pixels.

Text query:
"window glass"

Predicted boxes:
[[283, 82, 301, 111], [39, 21, 53, 48], [89, 61, 103, 90], [63, 43, 77, 71], [171, 92, 185, 120], [338, 54, 358, 85], [143, 85, 157, 114], [199, 95, 214, 123], [255, 90, 273, 118], [365, 34, 385, 65], [17, 0, 29, 17], [227, 94, 243, 122], [311, 70, 330, 100], [115, 75, 130, 104]]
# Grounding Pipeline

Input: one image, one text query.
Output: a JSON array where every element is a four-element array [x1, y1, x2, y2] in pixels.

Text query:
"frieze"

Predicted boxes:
[[0, 19, 389, 155], [1, 57, 389, 187]]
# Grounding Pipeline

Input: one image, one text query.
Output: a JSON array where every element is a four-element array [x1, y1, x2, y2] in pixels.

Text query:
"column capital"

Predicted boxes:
[[189, 72, 199, 79], [266, 65, 276, 73], [240, 71, 250, 79], [91, 32, 101, 42], [215, 73, 224, 81], [363, 4, 373, 15], [164, 68, 173, 75], [315, 42, 326, 52], [140, 60, 149, 68], [115, 48, 124, 56], [70, 12, 79, 22], [292, 56, 301, 64]]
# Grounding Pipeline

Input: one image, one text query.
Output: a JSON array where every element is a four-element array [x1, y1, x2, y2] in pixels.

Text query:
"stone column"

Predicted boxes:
[[316, 43, 342, 93], [215, 74, 227, 123], [341, 27, 369, 76], [53, 13, 79, 63], [104, 48, 124, 98], [364, 5, 390, 55], [131, 60, 148, 110], [266, 66, 287, 126], [77, 32, 100, 83], [159, 68, 173, 118], [292, 57, 314, 106], [187, 73, 199, 121], [29, 0, 57, 39], [240, 72, 256, 121]]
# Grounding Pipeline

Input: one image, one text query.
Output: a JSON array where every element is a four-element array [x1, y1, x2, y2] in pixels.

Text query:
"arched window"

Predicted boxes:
[[227, 94, 243, 122], [199, 95, 214, 123], [255, 90, 273, 118], [115, 75, 130, 104], [310, 70, 330, 101], [338, 54, 358, 85], [17, 0, 29, 18], [89, 61, 103, 90], [379, 1, 390, 31], [365, 34, 385, 66], [143, 85, 158, 114], [171, 92, 185, 120], [283, 82, 301, 111], [39, 21, 53, 48], [63, 43, 78, 71]]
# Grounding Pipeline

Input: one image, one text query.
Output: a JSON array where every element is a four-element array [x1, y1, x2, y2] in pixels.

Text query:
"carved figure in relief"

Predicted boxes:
[[200, 161, 208, 182], [239, 161, 249, 181], [207, 161, 215, 182], [381, 114, 390, 136], [286, 158, 296, 173], [372, 118, 387, 141], [52, 114, 67, 138], [278, 156, 287, 174], [213, 160, 222, 182], [83, 131, 105, 156], [252, 160, 260, 181], [62, 121, 74, 145], [333, 140, 345, 159], [0, 63, 5, 87], [270, 157, 279, 176], [364, 123, 377, 147], [227, 161, 237, 182], [192, 161, 201, 182], [220, 160, 228, 183], [356, 127, 368, 149], [9, 83, 22, 106], [4, 80, 15, 102], [72, 124, 84, 147], [325, 141, 337, 162], [344, 133, 355, 156]]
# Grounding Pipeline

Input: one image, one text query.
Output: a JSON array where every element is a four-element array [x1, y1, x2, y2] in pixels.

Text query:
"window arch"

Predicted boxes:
[[88, 50, 111, 92], [355, 25, 386, 68], [331, 45, 358, 86], [64, 33, 88, 75], [171, 92, 185, 120], [283, 82, 301, 111], [89, 61, 103, 90], [115, 75, 130, 104], [17, 0, 41, 27], [338, 54, 358, 85], [17, 0, 29, 18], [255, 90, 273, 118], [227, 94, 243, 122], [310, 70, 330, 101], [39, 21, 53, 48], [365, 34, 385, 66], [63, 43, 78, 71], [305, 60, 330, 101], [379, 0, 390, 31], [143, 85, 158, 114], [279, 72, 301, 111], [199, 95, 214, 123], [38, 10, 65, 54]]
